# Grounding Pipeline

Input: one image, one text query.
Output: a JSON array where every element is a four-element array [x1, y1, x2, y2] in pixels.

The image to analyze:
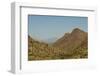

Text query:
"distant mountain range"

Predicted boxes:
[[43, 37, 58, 43], [28, 28, 88, 60]]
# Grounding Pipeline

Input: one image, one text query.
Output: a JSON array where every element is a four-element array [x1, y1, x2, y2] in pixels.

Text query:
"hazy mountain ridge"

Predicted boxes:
[[43, 37, 58, 44], [28, 28, 88, 60]]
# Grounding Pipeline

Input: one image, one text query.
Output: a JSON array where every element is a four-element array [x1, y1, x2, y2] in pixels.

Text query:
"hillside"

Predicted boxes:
[[28, 28, 88, 60], [28, 35, 63, 60], [53, 28, 88, 58]]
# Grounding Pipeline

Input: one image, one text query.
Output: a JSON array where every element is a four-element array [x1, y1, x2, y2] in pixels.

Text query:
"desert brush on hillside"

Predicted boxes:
[[28, 28, 88, 60]]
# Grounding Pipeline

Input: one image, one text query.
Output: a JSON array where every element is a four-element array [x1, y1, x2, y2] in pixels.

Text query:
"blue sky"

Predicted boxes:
[[28, 15, 88, 41]]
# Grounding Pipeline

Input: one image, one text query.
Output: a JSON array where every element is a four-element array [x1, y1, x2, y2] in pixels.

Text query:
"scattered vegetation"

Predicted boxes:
[[28, 28, 88, 61]]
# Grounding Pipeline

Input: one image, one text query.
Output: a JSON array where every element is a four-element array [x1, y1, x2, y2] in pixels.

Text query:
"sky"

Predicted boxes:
[[28, 15, 88, 41]]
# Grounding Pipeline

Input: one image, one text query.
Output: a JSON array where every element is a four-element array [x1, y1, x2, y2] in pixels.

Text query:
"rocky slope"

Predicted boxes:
[[28, 28, 88, 60]]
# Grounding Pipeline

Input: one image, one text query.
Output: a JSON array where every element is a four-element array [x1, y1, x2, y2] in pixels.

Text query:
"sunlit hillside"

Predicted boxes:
[[28, 28, 88, 61]]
